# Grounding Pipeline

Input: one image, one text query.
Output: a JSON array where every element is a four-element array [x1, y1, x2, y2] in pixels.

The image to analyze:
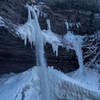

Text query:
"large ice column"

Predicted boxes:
[[64, 22, 84, 73], [17, 4, 50, 100]]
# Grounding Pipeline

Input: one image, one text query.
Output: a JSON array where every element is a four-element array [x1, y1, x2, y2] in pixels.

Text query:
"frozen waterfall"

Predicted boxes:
[[17, 4, 50, 100], [2, 4, 98, 100], [64, 22, 84, 74]]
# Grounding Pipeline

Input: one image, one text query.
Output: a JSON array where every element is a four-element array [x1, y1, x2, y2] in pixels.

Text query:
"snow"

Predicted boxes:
[[67, 67, 100, 91], [0, 67, 40, 100], [0, 67, 100, 100], [0, 16, 6, 27]]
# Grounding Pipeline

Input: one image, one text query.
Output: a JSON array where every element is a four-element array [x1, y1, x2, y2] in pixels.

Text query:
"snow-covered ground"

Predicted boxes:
[[0, 66, 100, 100], [67, 67, 100, 91]]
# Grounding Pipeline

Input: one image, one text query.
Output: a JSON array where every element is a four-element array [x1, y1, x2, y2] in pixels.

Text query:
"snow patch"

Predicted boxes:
[[0, 67, 100, 100], [0, 16, 6, 27]]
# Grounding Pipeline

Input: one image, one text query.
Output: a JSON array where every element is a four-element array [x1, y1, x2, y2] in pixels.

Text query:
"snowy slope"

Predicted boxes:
[[0, 66, 100, 100]]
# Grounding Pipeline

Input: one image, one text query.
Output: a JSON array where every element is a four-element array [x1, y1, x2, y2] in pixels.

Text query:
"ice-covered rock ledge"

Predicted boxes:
[[0, 67, 100, 100]]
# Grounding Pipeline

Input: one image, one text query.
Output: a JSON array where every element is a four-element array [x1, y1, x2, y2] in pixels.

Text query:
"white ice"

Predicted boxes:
[[64, 23, 84, 73], [17, 13, 62, 57], [4, 4, 100, 100], [0, 67, 100, 100]]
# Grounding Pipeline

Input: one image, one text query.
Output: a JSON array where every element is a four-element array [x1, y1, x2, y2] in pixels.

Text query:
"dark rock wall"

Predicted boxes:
[[0, 0, 28, 25], [0, 26, 79, 74], [0, 27, 36, 74], [45, 44, 79, 73], [38, 3, 96, 35], [1, 0, 98, 74], [41, 0, 99, 13]]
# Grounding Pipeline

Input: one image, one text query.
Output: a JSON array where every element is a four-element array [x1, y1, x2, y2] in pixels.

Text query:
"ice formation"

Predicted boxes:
[[42, 19, 62, 56], [0, 67, 100, 100], [16, 4, 62, 99], [17, 4, 50, 100], [0, 3, 99, 100], [64, 22, 84, 73], [17, 10, 62, 57]]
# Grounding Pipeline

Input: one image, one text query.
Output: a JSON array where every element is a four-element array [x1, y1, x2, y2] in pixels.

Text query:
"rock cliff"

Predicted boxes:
[[0, 0, 99, 74]]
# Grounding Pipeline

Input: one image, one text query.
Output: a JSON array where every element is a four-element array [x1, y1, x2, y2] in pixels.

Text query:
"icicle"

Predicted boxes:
[[46, 19, 51, 31], [45, 19, 62, 56], [52, 43, 59, 56], [65, 21, 69, 30]]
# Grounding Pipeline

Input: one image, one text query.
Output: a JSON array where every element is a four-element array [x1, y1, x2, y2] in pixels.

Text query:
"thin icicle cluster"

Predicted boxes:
[[0, 67, 100, 100], [42, 19, 62, 56], [0, 3, 100, 100], [65, 21, 81, 30]]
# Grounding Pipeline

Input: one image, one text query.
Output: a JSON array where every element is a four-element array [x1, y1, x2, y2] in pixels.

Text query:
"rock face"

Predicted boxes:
[[0, 27, 36, 74], [38, 2, 97, 35], [0, 0, 28, 25], [0, 26, 79, 74], [1, 0, 98, 74]]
